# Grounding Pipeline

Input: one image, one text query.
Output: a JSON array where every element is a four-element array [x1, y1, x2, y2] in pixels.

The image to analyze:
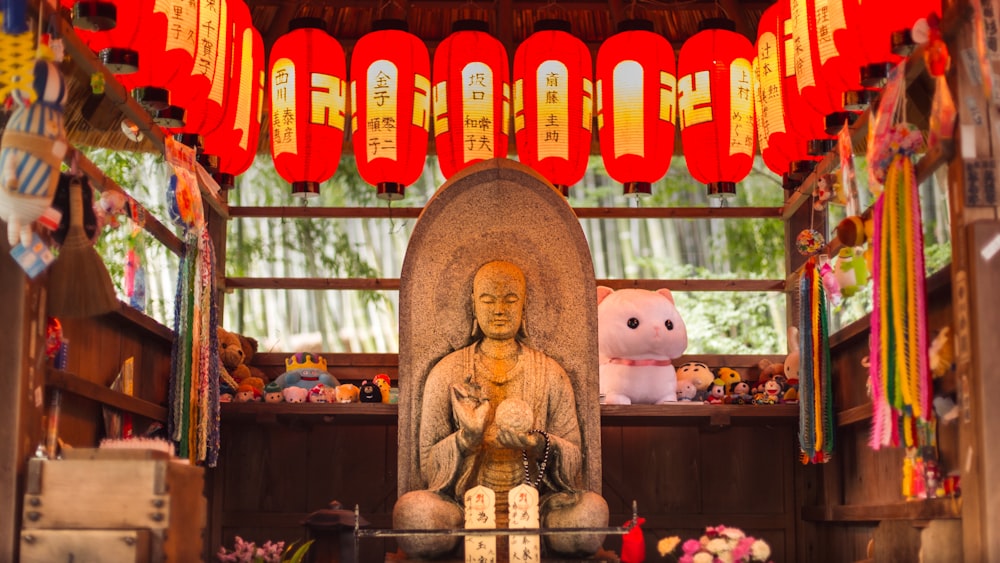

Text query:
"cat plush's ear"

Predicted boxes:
[[597, 286, 615, 305], [656, 288, 675, 304]]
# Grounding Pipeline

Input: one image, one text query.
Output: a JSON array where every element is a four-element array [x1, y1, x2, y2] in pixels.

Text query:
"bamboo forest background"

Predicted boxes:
[[87, 149, 951, 355]]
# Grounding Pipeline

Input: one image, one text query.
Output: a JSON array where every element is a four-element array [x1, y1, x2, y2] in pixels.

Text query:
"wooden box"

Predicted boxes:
[[21, 449, 205, 562], [20, 529, 151, 563]]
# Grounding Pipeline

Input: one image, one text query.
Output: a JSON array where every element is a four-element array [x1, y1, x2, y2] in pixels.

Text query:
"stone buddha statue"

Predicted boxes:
[[393, 261, 609, 559], [393, 159, 608, 561]]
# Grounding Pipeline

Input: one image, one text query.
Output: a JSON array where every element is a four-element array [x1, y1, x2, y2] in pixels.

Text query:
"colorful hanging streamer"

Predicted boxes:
[[798, 258, 834, 464], [168, 227, 221, 466], [868, 133, 931, 451]]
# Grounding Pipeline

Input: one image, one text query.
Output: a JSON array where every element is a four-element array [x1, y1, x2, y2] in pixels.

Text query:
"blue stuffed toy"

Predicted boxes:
[[273, 352, 339, 390]]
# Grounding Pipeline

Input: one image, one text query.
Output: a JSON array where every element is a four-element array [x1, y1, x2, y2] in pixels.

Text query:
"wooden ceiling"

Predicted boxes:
[[59, 0, 770, 152]]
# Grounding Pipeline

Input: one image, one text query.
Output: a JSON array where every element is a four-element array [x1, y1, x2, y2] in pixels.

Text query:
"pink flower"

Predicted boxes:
[[732, 537, 754, 560], [682, 539, 702, 555]]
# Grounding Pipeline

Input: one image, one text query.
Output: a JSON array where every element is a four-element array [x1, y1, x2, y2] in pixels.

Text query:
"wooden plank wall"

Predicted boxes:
[[55, 308, 174, 449], [797, 268, 958, 562], [214, 354, 802, 562]]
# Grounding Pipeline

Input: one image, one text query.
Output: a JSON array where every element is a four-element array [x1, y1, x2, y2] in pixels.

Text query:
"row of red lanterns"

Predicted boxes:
[[271, 16, 748, 200], [67, 0, 941, 200], [271, 0, 938, 201], [66, 0, 265, 188]]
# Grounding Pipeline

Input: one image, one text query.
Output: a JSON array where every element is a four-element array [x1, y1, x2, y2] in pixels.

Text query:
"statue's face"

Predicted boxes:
[[473, 262, 526, 341]]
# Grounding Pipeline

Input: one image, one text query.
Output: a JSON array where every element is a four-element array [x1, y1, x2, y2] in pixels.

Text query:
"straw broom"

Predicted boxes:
[[47, 176, 118, 318]]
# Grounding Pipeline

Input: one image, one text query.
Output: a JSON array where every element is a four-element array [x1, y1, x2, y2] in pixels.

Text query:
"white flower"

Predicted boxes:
[[717, 551, 735, 563], [693, 552, 715, 563], [721, 527, 746, 541], [706, 538, 731, 554], [750, 539, 772, 561]]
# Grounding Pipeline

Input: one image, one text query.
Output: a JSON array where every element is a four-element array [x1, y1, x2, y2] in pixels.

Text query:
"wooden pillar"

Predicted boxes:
[[0, 240, 46, 560], [948, 0, 1000, 559]]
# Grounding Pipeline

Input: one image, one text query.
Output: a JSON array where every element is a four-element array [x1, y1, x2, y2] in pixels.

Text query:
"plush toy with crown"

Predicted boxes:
[[274, 352, 340, 390]]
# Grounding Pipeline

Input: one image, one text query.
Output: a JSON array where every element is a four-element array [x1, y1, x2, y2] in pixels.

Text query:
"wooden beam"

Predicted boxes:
[[719, 0, 755, 40], [228, 205, 783, 219], [71, 150, 185, 256], [223, 277, 786, 292], [51, 4, 229, 220], [801, 498, 961, 522]]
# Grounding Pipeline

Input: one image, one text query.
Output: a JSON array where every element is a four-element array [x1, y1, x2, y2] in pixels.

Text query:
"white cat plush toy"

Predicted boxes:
[[597, 287, 688, 404]]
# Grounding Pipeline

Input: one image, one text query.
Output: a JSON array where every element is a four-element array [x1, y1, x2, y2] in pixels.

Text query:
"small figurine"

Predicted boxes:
[[359, 380, 382, 403], [753, 379, 783, 405], [372, 373, 392, 404], [705, 379, 726, 404], [727, 381, 753, 405], [676, 380, 699, 402], [308, 384, 328, 403], [235, 383, 261, 403], [282, 386, 308, 404], [264, 382, 284, 403]]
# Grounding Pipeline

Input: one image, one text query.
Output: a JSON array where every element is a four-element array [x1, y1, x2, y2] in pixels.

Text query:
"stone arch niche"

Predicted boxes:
[[397, 158, 601, 497]]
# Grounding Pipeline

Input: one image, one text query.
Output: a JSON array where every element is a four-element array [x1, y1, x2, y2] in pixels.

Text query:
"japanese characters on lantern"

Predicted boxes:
[[513, 19, 593, 196], [595, 19, 676, 196], [269, 18, 346, 197], [351, 20, 430, 200], [116, 0, 199, 114], [790, 0, 860, 152], [203, 0, 262, 188], [167, 0, 231, 138], [678, 19, 756, 200], [754, 2, 818, 181], [432, 20, 510, 179]]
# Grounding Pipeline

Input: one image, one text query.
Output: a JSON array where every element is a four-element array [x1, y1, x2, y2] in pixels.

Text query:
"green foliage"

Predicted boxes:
[[280, 539, 314, 563]]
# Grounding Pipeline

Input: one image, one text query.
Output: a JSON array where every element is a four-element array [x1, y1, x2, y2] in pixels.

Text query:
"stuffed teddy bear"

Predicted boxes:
[[273, 352, 339, 390], [597, 287, 688, 404], [217, 327, 265, 393]]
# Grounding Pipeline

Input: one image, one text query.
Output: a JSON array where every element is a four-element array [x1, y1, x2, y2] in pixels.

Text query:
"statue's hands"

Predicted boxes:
[[451, 383, 489, 453], [497, 428, 543, 454]]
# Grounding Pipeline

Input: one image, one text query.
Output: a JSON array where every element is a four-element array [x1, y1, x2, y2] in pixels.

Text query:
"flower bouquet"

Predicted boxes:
[[657, 525, 772, 563], [217, 536, 314, 563]]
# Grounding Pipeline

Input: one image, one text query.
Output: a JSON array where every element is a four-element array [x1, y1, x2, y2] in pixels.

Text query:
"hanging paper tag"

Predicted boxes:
[[464, 485, 496, 563], [10, 232, 54, 278], [508, 484, 540, 563]]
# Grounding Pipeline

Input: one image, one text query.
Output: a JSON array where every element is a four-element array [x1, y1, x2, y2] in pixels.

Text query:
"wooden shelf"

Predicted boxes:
[[221, 402, 798, 427], [601, 403, 799, 426], [46, 370, 167, 423], [221, 402, 398, 424], [801, 498, 961, 522]]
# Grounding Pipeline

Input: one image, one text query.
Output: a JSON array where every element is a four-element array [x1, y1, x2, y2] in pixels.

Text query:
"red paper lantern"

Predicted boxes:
[[432, 20, 510, 179], [69, 0, 152, 75], [513, 19, 593, 196], [754, 2, 818, 180], [203, 0, 262, 188], [790, 0, 861, 143], [843, 0, 942, 87], [678, 19, 756, 200], [164, 0, 232, 137], [269, 18, 346, 197], [115, 0, 200, 115], [350, 20, 430, 200], [596, 20, 676, 197]]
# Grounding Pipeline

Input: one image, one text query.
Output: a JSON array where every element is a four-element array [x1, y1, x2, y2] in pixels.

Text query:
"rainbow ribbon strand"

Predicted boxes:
[[799, 258, 834, 464], [869, 150, 931, 450]]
